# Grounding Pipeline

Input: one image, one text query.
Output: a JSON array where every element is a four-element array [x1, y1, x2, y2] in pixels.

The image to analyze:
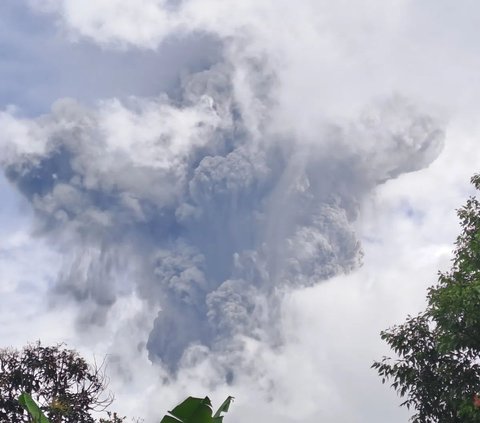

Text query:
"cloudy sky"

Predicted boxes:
[[1, 1, 480, 422]]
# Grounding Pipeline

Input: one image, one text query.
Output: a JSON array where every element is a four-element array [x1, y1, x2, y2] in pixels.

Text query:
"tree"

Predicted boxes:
[[373, 174, 480, 422], [0, 342, 115, 423]]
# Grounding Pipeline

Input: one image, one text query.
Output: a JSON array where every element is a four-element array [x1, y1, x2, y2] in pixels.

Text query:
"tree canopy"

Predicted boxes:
[[373, 174, 480, 422], [0, 342, 114, 422]]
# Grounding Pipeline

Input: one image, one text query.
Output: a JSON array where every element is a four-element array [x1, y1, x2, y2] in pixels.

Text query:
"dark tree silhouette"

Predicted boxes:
[[0, 342, 114, 423]]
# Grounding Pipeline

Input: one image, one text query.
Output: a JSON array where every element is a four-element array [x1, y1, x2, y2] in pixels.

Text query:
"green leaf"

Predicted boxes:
[[160, 416, 182, 423], [213, 396, 234, 418], [18, 393, 51, 423], [160, 396, 213, 423]]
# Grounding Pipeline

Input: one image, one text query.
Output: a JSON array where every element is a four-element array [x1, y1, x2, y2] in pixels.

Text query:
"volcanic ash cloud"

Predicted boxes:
[[0, 61, 444, 373]]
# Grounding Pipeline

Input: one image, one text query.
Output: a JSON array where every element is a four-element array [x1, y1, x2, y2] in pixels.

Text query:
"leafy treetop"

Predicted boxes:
[[0, 342, 114, 423], [373, 174, 480, 422]]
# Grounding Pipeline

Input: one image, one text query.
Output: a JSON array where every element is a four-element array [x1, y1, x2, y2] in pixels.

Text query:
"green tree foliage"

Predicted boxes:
[[0, 342, 115, 422], [373, 174, 480, 422]]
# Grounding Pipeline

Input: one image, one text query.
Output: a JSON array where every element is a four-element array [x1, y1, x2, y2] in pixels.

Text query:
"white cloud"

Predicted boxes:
[[29, 0, 480, 119], [98, 95, 221, 169]]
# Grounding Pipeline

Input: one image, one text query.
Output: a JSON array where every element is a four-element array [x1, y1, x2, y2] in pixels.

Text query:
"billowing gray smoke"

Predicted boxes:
[[0, 58, 444, 373]]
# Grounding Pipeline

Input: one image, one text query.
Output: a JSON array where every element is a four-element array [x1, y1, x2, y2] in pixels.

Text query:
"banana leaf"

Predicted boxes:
[[160, 396, 233, 423], [18, 393, 51, 423]]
